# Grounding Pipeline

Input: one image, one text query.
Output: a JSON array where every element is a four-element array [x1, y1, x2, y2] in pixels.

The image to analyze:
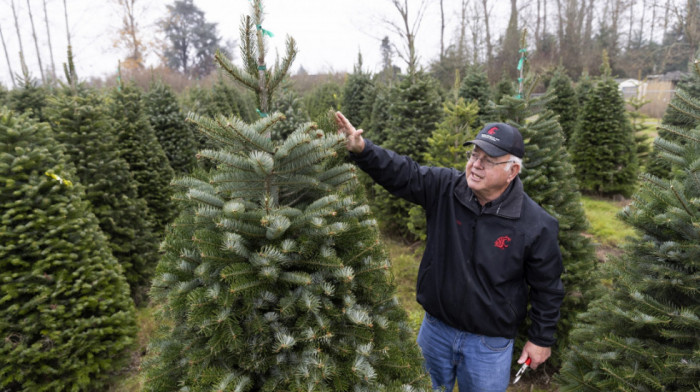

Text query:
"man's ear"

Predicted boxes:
[[507, 163, 520, 182]]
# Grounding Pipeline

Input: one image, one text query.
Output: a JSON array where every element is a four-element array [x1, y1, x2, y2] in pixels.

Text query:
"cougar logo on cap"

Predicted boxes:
[[487, 126, 498, 135]]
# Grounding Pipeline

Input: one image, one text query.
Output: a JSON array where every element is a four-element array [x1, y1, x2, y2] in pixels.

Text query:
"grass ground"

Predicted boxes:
[[110, 196, 636, 391]]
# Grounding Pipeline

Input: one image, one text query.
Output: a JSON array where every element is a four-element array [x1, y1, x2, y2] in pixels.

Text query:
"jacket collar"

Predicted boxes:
[[455, 174, 523, 219]]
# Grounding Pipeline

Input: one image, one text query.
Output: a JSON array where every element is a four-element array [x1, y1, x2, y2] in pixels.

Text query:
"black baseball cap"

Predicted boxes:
[[463, 122, 524, 158]]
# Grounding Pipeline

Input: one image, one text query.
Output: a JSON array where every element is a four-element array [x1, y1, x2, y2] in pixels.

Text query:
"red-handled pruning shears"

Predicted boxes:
[[513, 357, 531, 384]]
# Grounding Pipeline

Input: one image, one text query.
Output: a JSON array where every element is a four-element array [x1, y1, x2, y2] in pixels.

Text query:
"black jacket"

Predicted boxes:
[[351, 140, 565, 346]]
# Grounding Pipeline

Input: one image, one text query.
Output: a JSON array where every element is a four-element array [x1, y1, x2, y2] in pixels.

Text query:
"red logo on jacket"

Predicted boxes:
[[494, 235, 511, 249]]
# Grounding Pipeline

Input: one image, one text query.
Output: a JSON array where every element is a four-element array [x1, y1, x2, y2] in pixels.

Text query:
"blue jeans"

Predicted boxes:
[[417, 312, 513, 392]]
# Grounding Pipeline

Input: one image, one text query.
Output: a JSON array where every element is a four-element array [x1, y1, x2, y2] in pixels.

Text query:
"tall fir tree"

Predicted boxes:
[[0, 108, 137, 391], [574, 72, 594, 110], [570, 56, 639, 197], [108, 80, 177, 234], [458, 65, 492, 123], [494, 75, 597, 370], [493, 74, 516, 105], [546, 68, 579, 146], [341, 53, 376, 128], [407, 96, 480, 241], [144, 2, 430, 390], [365, 83, 391, 146], [7, 74, 48, 122], [372, 72, 443, 239], [556, 72, 700, 390], [492, 38, 597, 371], [46, 79, 159, 305], [145, 80, 199, 174]]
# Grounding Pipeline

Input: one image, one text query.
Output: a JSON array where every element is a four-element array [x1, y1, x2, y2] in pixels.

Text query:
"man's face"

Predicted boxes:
[[465, 146, 518, 204]]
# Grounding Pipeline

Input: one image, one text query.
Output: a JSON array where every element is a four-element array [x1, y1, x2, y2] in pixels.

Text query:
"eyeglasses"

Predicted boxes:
[[466, 150, 513, 169]]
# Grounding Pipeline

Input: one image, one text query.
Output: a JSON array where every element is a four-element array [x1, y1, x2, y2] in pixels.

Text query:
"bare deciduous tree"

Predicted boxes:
[[26, 0, 46, 84], [0, 24, 16, 87], [11, 0, 25, 57], [112, 0, 146, 69], [42, 0, 56, 81], [481, 0, 494, 69], [384, 0, 429, 76]]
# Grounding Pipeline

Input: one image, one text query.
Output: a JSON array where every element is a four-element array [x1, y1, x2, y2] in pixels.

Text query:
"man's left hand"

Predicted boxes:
[[517, 341, 551, 369]]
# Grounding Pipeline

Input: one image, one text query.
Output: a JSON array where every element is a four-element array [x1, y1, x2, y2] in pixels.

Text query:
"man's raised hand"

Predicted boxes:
[[335, 111, 365, 154]]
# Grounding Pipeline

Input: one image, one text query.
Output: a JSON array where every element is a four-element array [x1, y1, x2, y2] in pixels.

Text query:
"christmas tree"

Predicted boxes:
[[0, 108, 136, 391], [372, 72, 443, 239], [145, 80, 199, 174], [570, 54, 638, 197], [409, 92, 479, 240], [493, 39, 597, 370], [556, 66, 700, 390], [6, 70, 48, 122], [144, 2, 430, 390], [108, 80, 177, 234], [458, 64, 492, 123], [545, 68, 579, 146], [46, 74, 159, 305], [341, 53, 375, 128]]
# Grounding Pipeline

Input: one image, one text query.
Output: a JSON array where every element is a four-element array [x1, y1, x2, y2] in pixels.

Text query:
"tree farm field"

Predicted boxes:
[[108, 196, 636, 392]]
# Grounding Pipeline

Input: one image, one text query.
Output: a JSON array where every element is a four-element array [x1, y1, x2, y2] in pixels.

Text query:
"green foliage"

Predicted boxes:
[[626, 96, 653, 169], [574, 72, 594, 109], [304, 80, 342, 123], [341, 55, 376, 128], [108, 82, 177, 234], [270, 84, 309, 141], [160, 0, 227, 78], [493, 74, 516, 105], [570, 76, 639, 197], [6, 76, 48, 122], [546, 68, 579, 145], [145, 80, 198, 174], [494, 75, 597, 370], [373, 73, 443, 240], [408, 98, 479, 240], [365, 83, 391, 146], [144, 3, 430, 390], [0, 108, 137, 391], [210, 76, 256, 123], [144, 116, 431, 392], [46, 85, 160, 305], [556, 125, 700, 391], [458, 65, 492, 123]]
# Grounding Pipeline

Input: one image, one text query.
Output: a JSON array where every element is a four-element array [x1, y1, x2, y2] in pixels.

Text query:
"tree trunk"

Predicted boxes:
[[481, 0, 494, 69], [457, 0, 468, 63], [63, 0, 72, 48], [26, 0, 46, 84], [627, 0, 637, 50], [535, 0, 541, 42], [11, 0, 26, 57], [439, 0, 445, 59], [0, 25, 16, 87], [42, 0, 56, 81]]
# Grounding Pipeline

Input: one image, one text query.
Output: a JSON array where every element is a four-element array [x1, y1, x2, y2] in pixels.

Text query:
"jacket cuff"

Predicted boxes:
[[527, 335, 555, 347]]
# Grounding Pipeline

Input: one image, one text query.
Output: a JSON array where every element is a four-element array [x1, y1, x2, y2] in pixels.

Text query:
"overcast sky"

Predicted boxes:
[[0, 0, 509, 88]]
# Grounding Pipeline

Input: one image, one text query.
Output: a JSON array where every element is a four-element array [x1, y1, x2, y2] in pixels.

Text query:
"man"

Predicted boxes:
[[335, 112, 565, 392]]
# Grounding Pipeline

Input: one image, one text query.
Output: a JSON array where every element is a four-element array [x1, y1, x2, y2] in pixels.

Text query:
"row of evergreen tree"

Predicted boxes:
[[2, 0, 698, 388]]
